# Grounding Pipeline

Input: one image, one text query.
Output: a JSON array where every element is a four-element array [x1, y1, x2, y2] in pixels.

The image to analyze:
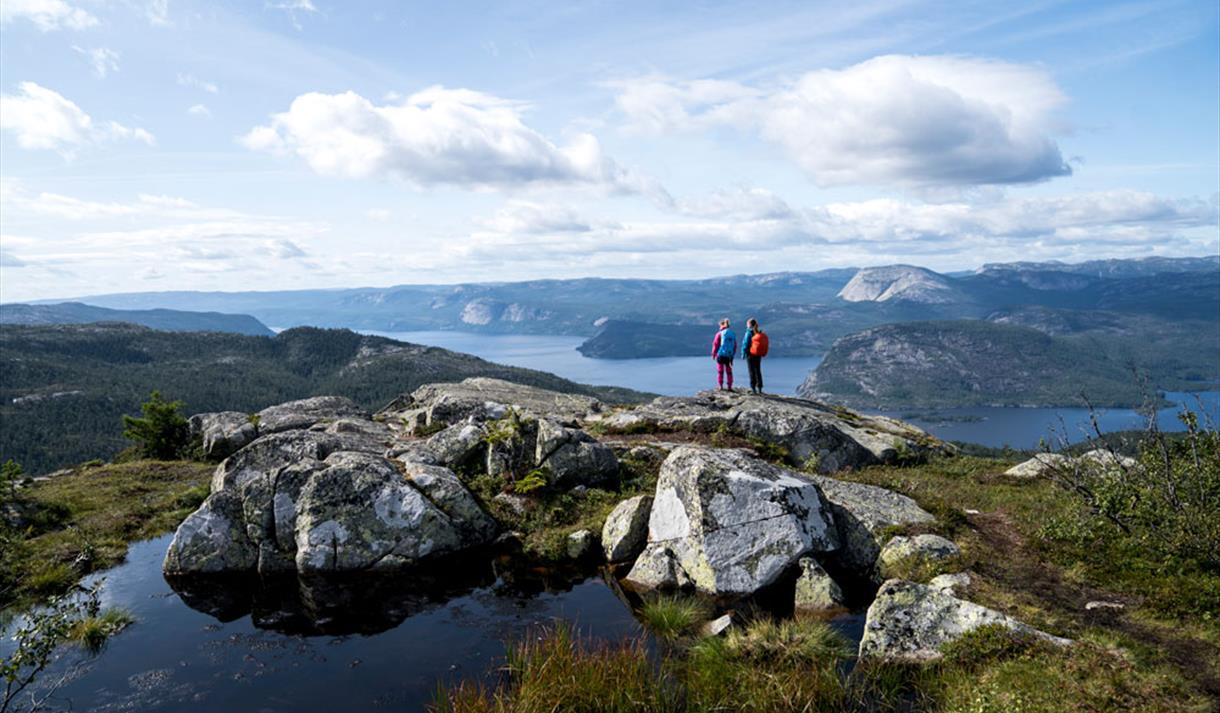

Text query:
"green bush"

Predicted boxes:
[[121, 391, 190, 461], [1046, 410, 1220, 572]]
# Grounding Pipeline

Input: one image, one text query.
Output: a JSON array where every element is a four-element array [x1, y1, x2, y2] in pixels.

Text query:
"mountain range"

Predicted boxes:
[[0, 302, 273, 335]]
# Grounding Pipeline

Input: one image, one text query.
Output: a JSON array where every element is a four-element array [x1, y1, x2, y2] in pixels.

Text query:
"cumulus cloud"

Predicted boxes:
[[1, 183, 231, 220], [241, 85, 659, 195], [0, 0, 98, 31], [145, 0, 169, 25], [187, 103, 211, 118], [73, 46, 120, 78], [0, 83, 155, 156], [612, 55, 1072, 187], [365, 208, 391, 222]]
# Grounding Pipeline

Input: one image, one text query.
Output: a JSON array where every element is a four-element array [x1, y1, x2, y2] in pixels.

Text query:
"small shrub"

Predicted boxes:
[[1, 460, 23, 503], [121, 391, 191, 461]]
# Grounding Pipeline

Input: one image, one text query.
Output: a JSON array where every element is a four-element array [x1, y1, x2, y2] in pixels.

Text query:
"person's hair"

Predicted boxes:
[[720, 318, 730, 328], [748, 318, 762, 333]]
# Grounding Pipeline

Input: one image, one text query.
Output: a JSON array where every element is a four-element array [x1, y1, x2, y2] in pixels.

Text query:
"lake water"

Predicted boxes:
[[372, 331, 1220, 450], [1, 536, 867, 713], [0, 536, 644, 712]]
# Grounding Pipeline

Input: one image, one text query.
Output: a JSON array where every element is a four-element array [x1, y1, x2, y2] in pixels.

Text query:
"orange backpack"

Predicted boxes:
[[750, 332, 770, 357]]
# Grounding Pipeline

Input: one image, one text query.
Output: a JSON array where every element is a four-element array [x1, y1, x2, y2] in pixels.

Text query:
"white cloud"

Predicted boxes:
[[269, 0, 317, 30], [0, 0, 98, 31], [448, 190, 1217, 270], [365, 208, 391, 221], [242, 85, 658, 195], [177, 73, 219, 94], [187, 103, 211, 118], [145, 0, 169, 26], [0, 83, 155, 156], [612, 55, 1072, 187], [0, 249, 27, 267], [73, 46, 120, 78]]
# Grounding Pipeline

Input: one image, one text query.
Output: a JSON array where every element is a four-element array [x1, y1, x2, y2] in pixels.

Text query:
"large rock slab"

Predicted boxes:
[[377, 378, 603, 427], [878, 534, 960, 571], [596, 391, 949, 473], [806, 475, 935, 579], [257, 396, 368, 435], [189, 411, 257, 460], [601, 494, 652, 563], [859, 579, 1072, 661], [625, 446, 839, 596]]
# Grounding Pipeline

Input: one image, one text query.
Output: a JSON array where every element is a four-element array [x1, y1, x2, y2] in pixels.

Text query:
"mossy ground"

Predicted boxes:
[[1, 460, 213, 609]]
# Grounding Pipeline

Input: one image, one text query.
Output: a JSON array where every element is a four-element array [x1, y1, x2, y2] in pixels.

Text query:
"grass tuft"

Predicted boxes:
[[70, 607, 135, 653], [637, 594, 711, 640]]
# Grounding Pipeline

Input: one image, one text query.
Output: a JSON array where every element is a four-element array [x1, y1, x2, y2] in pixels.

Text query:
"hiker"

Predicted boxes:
[[712, 318, 737, 390], [742, 317, 769, 394]]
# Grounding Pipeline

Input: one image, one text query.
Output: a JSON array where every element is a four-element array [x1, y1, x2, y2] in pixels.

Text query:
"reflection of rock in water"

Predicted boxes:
[[166, 550, 605, 636]]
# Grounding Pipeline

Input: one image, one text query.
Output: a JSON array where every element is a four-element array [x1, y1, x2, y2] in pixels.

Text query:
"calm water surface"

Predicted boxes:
[[372, 331, 1219, 449], [1, 536, 645, 712]]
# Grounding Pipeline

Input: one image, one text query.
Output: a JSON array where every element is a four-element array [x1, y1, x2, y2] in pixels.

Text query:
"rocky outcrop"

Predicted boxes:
[[166, 398, 498, 575], [379, 378, 603, 428], [805, 475, 935, 579], [859, 579, 1072, 661], [624, 447, 839, 596], [1004, 449, 1137, 480], [189, 411, 257, 460], [602, 494, 653, 563], [595, 390, 949, 473], [256, 396, 367, 435]]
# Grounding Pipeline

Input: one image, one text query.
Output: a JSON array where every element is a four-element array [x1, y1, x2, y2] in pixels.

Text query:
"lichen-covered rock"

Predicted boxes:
[[625, 446, 838, 596], [400, 461, 498, 543], [859, 579, 1072, 660], [794, 557, 845, 611], [189, 411, 257, 460], [602, 494, 653, 563], [806, 475, 935, 579], [163, 489, 257, 574], [423, 418, 489, 470], [535, 419, 618, 488], [256, 396, 367, 435], [1004, 452, 1070, 478], [292, 452, 463, 572], [566, 529, 596, 559], [166, 395, 498, 576], [928, 572, 972, 595], [623, 543, 693, 590], [878, 534, 961, 572]]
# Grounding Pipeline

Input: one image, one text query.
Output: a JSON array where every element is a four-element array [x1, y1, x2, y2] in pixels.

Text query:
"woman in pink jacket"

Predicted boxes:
[[711, 318, 737, 390]]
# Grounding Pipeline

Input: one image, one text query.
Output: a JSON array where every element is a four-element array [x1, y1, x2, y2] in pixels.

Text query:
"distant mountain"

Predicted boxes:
[[837, 265, 967, 304], [979, 255, 1220, 279], [0, 324, 650, 474], [0, 302, 273, 336], [800, 319, 1220, 409]]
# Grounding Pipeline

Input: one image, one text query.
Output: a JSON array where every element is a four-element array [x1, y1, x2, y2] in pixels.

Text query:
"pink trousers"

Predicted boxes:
[[716, 357, 734, 389]]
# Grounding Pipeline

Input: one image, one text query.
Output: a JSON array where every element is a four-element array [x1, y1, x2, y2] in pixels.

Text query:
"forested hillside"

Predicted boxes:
[[0, 323, 648, 473]]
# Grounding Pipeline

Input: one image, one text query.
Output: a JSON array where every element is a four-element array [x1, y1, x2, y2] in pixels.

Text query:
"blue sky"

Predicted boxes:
[[1, 0, 1217, 301]]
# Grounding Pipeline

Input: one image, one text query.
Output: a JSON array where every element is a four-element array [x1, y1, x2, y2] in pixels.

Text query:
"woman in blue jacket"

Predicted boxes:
[[711, 318, 736, 390]]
